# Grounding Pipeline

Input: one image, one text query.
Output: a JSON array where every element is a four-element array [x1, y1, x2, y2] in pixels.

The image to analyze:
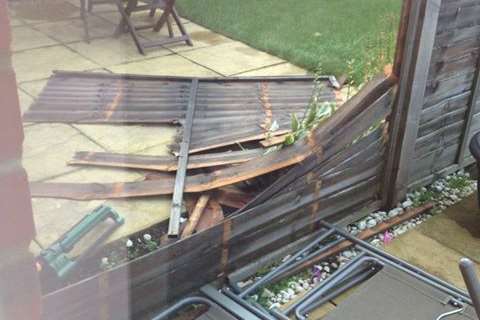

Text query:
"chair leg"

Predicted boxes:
[[87, 0, 93, 12], [166, 17, 174, 38], [114, 0, 145, 54], [80, 0, 91, 42], [153, 0, 173, 32], [171, 7, 192, 46]]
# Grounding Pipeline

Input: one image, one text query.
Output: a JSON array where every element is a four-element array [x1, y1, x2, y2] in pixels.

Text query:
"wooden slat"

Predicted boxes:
[[168, 79, 198, 237], [69, 149, 263, 172]]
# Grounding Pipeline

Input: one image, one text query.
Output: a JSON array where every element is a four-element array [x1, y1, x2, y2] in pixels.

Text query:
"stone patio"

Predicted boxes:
[[7, 0, 308, 255]]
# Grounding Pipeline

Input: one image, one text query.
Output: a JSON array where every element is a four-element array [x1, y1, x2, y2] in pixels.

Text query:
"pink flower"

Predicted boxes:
[[383, 231, 394, 245]]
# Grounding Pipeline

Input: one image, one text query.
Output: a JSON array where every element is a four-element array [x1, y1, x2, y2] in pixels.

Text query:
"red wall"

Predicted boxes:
[[0, 1, 41, 318]]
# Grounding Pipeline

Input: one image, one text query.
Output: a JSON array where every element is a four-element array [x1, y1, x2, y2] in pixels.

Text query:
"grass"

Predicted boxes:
[[177, 0, 402, 84]]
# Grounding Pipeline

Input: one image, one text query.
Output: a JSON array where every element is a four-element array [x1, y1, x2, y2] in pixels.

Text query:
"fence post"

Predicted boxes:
[[457, 55, 480, 166], [383, 0, 441, 208], [0, 1, 42, 319]]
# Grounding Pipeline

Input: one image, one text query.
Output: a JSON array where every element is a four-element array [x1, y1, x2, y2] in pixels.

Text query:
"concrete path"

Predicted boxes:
[[7, 0, 308, 254]]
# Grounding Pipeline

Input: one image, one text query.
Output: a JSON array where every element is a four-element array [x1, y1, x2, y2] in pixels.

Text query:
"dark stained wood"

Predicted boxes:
[[393, 0, 413, 77], [214, 187, 254, 209], [383, 0, 441, 207], [240, 75, 395, 211], [69, 149, 263, 172], [30, 76, 395, 201], [195, 199, 224, 233]]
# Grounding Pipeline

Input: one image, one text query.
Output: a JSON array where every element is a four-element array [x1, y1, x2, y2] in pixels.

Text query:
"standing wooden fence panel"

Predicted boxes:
[[386, 0, 480, 202]]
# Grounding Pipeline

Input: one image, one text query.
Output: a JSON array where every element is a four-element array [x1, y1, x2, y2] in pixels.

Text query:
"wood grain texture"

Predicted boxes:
[[69, 149, 263, 172]]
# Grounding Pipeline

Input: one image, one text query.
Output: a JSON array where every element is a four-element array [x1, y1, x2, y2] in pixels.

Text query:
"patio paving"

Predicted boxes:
[[384, 194, 480, 290], [7, 0, 309, 252]]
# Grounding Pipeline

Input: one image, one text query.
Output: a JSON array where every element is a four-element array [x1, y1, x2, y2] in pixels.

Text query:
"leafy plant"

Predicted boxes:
[[447, 175, 471, 191], [283, 101, 335, 146], [265, 81, 336, 155]]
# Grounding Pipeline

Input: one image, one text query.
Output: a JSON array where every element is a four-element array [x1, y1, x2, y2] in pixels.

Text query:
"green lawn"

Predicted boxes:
[[177, 0, 402, 84]]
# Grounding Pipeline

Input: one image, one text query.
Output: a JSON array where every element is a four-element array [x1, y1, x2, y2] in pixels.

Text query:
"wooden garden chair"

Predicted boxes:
[[114, 0, 193, 54]]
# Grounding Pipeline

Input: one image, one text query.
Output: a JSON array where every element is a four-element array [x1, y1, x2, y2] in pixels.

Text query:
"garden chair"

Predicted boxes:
[[114, 0, 192, 54]]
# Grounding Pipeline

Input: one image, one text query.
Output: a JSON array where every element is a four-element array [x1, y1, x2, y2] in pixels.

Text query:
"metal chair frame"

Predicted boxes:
[[153, 220, 473, 320]]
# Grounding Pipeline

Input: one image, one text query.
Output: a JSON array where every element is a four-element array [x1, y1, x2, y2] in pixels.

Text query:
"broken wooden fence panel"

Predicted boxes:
[[24, 71, 337, 155], [30, 78, 395, 201]]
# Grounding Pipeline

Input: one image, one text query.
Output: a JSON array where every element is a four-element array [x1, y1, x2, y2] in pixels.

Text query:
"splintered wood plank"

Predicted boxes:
[[259, 134, 288, 147], [29, 140, 310, 199], [69, 149, 263, 172], [195, 199, 224, 233], [169, 79, 198, 237], [181, 194, 211, 239], [215, 187, 254, 209]]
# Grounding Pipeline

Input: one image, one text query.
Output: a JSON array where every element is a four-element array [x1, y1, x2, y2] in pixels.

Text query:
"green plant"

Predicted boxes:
[[447, 175, 471, 191], [412, 190, 436, 207]]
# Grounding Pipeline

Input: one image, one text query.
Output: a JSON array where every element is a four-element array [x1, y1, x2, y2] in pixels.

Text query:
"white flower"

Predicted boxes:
[[126, 239, 133, 248], [143, 234, 152, 241], [101, 257, 109, 265], [270, 120, 279, 132]]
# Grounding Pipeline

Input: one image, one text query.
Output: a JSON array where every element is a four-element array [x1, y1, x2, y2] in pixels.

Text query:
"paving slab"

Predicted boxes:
[[66, 0, 116, 13], [141, 22, 233, 53], [34, 16, 115, 43], [29, 241, 43, 256], [19, 79, 49, 99], [17, 88, 34, 115], [13, 45, 99, 82], [7, 13, 25, 27], [180, 41, 284, 76], [73, 124, 178, 155], [108, 53, 219, 76], [96, 8, 189, 26], [418, 194, 480, 263], [383, 229, 480, 289], [8, 0, 81, 25], [11, 25, 59, 52], [31, 159, 170, 255], [66, 34, 171, 67], [22, 124, 104, 182], [236, 62, 309, 77], [307, 302, 337, 320], [32, 195, 171, 256]]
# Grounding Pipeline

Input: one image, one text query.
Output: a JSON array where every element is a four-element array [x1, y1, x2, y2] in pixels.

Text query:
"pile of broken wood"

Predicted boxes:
[[25, 71, 344, 238]]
